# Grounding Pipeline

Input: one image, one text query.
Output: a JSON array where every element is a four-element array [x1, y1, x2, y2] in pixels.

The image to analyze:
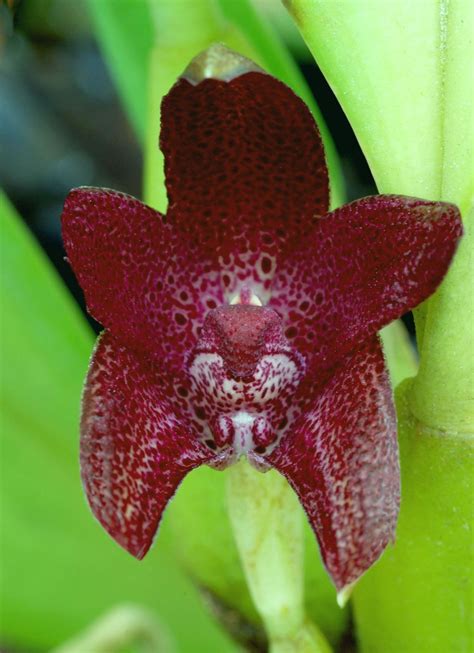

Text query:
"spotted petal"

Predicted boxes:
[[62, 187, 224, 372], [80, 331, 213, 558], [269, 195, 462, 371], [267, 336, 399, 596], [160, 45, 329, 301]]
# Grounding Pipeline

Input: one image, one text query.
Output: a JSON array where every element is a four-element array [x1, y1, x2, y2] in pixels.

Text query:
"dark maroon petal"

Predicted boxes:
[[62, 187, 224, 372], [267, 336, 399, 595], [160, 50, 328, 302], [269, 195, 462, 371], [80, 331, 213, 558]]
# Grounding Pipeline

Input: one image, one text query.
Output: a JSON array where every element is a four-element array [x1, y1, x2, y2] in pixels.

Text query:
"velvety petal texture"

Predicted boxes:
[[61, 45, 463, 595], [62, 188, 224, 373], [269, 195, 462, 371], [161, 67, 329, 302], [268, 336, 398, 595], [81, 331, 213, 558]]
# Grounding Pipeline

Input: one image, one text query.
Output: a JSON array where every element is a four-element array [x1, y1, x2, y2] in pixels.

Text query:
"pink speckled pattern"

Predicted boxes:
[[62, 188, 224, 374], [268, 336, 398, 592], [81, 331, 214, 558], [62, 47, 463, 593], [269, 195, 462, 373], [161, 72, 328, 303]]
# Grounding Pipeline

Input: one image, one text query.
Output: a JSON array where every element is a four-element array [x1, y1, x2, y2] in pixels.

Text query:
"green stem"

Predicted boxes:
[[411, 203, 474, 433], [353, 380, 474, 653], [226, 460, 332, 653]]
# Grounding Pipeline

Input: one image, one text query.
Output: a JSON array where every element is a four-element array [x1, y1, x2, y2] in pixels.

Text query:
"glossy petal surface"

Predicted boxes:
[[269, 195, 462, 371], [62, 187, 224, 372], [81, 331, 213, 558], [161, 71, 329, 301], [268, 336, 399, 592]]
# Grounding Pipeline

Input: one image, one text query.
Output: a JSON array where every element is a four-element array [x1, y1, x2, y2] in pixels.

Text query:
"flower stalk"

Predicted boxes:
[[227, 460, 332, 653]]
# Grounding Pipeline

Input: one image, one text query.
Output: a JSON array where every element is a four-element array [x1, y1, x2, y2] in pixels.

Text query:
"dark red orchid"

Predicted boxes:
[[61, 45, 462, 597]]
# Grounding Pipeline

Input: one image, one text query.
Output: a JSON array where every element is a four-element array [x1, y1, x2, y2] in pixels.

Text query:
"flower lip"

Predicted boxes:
[[193, 304, 294, 379]]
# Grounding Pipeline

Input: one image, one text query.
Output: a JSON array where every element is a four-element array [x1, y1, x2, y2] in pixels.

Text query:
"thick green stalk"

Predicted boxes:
[[285, 1, 473, 650], [353, 381, 473, 652], [410, 0, 474, 431], [411, 203, 474, 432]]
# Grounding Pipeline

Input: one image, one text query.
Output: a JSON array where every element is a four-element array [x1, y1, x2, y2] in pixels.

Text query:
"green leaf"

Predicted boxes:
[[85, 0, 154, 143], [0, 191, 237, 652]]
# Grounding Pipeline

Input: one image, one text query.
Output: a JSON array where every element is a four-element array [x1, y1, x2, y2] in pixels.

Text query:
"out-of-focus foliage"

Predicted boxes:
[[85, 1, 154, 142]]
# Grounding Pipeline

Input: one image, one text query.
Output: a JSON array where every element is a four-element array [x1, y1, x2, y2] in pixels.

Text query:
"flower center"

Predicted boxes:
[[188, 293, 306, 469]]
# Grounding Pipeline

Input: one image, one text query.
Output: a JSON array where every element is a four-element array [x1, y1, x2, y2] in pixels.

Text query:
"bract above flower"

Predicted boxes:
[[61, 44, 462, 596]]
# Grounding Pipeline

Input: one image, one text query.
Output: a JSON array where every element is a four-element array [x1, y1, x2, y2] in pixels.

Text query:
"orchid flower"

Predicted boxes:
[[61, 44, 462, 597]]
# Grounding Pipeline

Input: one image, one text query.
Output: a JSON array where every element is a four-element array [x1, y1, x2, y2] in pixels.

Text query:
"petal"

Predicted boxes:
[[160, 45, 329, 301], [80, 331, 213, 558], [269, 195, 462, 371], [62, 187, 224, 372], [267, 336, 399, 595]]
